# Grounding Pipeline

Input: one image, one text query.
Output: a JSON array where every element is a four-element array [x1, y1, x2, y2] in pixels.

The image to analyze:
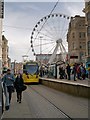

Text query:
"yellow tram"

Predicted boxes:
[[22, 61, 39, 84]]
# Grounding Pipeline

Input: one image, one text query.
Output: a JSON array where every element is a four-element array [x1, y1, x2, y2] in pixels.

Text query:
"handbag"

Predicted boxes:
[[21, 85, 27, 91]]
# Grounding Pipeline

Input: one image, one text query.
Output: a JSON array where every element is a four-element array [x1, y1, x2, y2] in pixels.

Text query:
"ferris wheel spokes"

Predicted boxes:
[[30, 13, 71, 64], [48, 38, 67, 64]]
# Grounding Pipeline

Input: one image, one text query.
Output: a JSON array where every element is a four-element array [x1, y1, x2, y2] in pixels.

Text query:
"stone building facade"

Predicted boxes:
[[0, 19, 2, 74], [83, 1, 90, 63], [2, 35, 9, 68], [0, 1, 4, 74], [67, 15, 86, 64], [11, 62, 23, 74]]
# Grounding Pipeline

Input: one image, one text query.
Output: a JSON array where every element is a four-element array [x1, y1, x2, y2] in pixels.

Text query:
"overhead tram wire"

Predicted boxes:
[[26, 0, 59, 56], [4, 25, 32, 30], [33, 0, 59, 42], [3, 1, 60, 59]]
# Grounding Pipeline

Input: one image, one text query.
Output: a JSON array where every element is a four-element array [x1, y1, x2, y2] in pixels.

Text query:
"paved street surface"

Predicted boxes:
[[2, 84, 88, 119]]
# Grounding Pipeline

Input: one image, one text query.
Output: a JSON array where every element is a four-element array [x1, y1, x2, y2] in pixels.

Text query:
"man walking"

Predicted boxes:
[[2, 69, 15, 110]]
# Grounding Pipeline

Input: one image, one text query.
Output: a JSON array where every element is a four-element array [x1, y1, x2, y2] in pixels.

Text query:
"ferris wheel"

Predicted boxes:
[[30, 13, 71, 64]]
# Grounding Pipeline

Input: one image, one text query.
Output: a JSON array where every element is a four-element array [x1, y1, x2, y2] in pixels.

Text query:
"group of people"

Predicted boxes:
[[59, 62, 87, 81], [1, 69, 26, 111]]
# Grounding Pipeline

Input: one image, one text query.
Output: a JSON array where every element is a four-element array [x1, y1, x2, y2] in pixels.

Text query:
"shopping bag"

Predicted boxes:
[[21, 85, 27, 91]]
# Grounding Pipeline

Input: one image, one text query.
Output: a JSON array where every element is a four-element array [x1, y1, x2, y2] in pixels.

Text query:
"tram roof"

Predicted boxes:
[[23, 60, 38, 65]]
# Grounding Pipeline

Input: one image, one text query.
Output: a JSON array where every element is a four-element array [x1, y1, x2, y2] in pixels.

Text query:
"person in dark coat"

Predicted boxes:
[[66, 64, 71, 80], [59, 67, 64, 79], [14, 73, 24, 103], [73, 63, 77, 81]]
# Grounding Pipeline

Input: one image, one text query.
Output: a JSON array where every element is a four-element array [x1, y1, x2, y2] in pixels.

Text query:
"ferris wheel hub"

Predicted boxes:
[[56, 39, 62, 43]]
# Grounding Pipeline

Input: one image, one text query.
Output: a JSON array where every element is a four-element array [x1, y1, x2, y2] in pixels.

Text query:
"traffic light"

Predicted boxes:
[[0, 1, 4, 18]]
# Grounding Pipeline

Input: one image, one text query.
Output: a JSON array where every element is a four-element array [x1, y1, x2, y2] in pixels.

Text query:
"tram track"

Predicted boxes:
[[28, 85, 73, 120]]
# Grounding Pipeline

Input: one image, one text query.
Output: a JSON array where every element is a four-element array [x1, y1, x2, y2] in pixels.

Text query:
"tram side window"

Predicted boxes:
[[23, 65, 26, 69], [88, 64, 90, 67]]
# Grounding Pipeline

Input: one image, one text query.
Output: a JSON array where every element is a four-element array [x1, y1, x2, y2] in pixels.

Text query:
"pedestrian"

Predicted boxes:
[[76, 64, 81, 80], [66, 64, 71, 80], [2, 69, 15, 110], [72, 63, 77, 81], [14, 73, 24, 103], [59, 66, 64, 79], [80, 63, 86, 80]]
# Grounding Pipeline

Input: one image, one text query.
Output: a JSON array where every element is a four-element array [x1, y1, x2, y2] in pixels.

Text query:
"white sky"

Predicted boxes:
[[3, 0, 85, 62]]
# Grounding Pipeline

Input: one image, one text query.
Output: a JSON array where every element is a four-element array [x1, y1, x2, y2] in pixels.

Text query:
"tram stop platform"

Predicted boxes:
[[1, 78, 90, 119], [40, 77, 90, 98]]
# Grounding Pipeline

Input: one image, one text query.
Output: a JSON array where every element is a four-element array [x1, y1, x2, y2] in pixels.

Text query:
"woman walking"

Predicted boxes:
[[14, 73, 24, 103]]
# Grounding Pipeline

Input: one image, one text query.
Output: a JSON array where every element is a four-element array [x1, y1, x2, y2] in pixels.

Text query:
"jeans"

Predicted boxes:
[[17, 92, 22, 102], [7, 86, 13, 103]]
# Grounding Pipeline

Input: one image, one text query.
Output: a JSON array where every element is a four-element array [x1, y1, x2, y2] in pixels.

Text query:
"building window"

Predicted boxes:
[[80, 42, 86, 49], [80, 52, 84, 61], [79, 33, 82, 38], [80, 45, 82, 49], [79, 32, 86, 38], [87, 41, 90, 55], [72, 42, 75, 49], [4, 41, 6, 44], [87, 26, 90, 35], [82, 42, 86, 49], [87, 12, 90, 20], [72, 32, 75, 38]]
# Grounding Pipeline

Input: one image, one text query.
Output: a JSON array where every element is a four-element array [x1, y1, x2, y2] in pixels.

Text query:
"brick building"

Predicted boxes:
[[67, 15, 86, 64]]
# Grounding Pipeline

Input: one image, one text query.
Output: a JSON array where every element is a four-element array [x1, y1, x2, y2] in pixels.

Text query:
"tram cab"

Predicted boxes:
[[22, 61, 39, 84]]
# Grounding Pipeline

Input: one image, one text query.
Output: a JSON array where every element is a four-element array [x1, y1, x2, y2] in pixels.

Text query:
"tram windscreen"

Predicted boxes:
[[25, 64, 38, 74]]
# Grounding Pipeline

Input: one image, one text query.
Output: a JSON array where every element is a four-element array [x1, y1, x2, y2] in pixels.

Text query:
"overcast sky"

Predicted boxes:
[[3, 0, 85, 62]]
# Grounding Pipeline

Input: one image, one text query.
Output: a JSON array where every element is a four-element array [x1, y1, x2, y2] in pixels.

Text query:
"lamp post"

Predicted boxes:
[[40, 36, 43, 65]]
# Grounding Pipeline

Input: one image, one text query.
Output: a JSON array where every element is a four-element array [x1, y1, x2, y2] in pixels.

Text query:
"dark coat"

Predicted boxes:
[[14, 75, 24, 92], [66, 65, 71, 74]]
